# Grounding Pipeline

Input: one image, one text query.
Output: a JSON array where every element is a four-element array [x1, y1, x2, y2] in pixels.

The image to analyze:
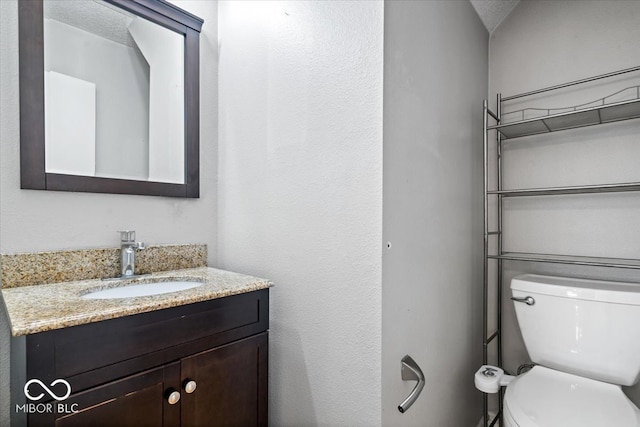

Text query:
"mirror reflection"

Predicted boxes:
[[43, 0, 185, 184]]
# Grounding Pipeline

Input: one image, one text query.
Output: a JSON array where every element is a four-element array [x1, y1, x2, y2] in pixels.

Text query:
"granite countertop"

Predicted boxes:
[[1, 267, 272, 336]]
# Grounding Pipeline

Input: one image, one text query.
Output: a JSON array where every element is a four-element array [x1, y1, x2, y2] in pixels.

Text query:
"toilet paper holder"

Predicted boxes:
[[398, 355, 425, 413], [475, 365, 515, 394]]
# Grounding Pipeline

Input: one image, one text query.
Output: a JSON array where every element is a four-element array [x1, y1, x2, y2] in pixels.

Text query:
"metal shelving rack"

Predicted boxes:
[[481, 66, 640, 427]]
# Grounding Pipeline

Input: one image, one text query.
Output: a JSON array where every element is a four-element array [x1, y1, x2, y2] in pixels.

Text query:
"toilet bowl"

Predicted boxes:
[[502, 366, 640, 427], [476, 274, 640, 427]]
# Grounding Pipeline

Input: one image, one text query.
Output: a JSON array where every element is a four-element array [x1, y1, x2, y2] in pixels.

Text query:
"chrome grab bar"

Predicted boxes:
[[511, 296, 535, 306], [398, 355, 425, 413]]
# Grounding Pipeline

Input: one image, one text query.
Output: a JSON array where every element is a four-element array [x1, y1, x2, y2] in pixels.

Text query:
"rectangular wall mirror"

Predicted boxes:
[[19, 0, 203, 198]]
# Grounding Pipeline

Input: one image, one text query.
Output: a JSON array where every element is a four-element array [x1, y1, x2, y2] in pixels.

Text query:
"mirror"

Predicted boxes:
[[19, 0, 203, 197], [44, 0, 185, 183]]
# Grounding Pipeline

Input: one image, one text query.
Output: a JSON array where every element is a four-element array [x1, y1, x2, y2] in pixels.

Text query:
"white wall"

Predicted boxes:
[[45, 71, 96, 176], [382, 2, 487, 426], [128, 17, 185, 184], [489, 0, 640, 406], [0, 1, 218, 424], [217, 1, 383, 425]]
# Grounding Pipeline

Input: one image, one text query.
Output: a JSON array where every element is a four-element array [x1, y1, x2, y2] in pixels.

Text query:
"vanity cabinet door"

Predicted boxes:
[[180, 333, 268, 427], [37, 363, 181, 427]]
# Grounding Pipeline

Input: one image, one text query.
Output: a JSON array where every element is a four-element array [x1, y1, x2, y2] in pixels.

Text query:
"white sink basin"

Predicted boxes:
[[82, 281, 203, 300]]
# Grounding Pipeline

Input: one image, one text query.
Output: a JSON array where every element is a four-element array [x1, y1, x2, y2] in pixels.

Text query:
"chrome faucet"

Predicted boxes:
[[119, 231, 146, 277]]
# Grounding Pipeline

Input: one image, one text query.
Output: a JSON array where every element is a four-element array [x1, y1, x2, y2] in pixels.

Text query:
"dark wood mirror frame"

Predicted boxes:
[[18, 0, 203, 198]]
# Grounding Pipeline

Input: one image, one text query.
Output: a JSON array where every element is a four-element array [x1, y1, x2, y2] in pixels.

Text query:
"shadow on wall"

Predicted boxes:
[[269, 320, 317, 427]]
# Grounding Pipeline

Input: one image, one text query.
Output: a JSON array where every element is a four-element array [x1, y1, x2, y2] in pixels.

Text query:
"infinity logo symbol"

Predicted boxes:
[[24, 379, 72, 401]]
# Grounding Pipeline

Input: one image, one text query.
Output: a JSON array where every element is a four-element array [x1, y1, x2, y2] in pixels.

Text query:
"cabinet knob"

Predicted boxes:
[[166, 389, 181, 405], [184, 379, 197, 394]]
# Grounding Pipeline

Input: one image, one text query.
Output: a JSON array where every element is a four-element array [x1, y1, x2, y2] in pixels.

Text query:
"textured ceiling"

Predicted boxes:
[[44, 0, 136, 47], [470, 0, 520, 33]]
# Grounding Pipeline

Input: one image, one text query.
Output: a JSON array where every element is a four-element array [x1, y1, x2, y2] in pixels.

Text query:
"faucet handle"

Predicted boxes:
[[118, 230, 136, 243]]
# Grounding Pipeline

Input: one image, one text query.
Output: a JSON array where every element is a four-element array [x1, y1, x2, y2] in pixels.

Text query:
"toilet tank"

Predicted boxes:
[[511, 274, 640, 386]]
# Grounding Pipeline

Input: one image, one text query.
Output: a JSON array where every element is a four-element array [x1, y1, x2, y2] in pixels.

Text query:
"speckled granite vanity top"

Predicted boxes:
[[1, 267, 272, 336]]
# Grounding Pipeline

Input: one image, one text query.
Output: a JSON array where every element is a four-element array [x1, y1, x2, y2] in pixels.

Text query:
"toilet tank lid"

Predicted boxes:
[[511, 274, 640, 305]]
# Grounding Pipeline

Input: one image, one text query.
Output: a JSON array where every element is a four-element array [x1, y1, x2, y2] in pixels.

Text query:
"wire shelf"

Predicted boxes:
[[488, 182, 640, 197], [488, 252, 640, 269], [488, 85, 640, 139]]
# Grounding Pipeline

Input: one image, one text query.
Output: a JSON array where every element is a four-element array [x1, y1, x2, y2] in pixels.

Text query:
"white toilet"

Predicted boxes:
[[476, 274, 640, 427]]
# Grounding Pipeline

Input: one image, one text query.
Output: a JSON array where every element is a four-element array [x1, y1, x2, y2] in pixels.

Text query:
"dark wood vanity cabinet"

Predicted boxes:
[[16, 290, 269, 427], [180, 334, 268, 427], [51, 363, 177, 427]]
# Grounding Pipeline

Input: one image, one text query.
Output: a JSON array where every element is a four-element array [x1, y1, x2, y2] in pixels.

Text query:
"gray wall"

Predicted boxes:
[[217, 1, 383, 425], [0, 1, 218, 424], [382, 1, 487, 426], [489, 0, 640, 406]]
